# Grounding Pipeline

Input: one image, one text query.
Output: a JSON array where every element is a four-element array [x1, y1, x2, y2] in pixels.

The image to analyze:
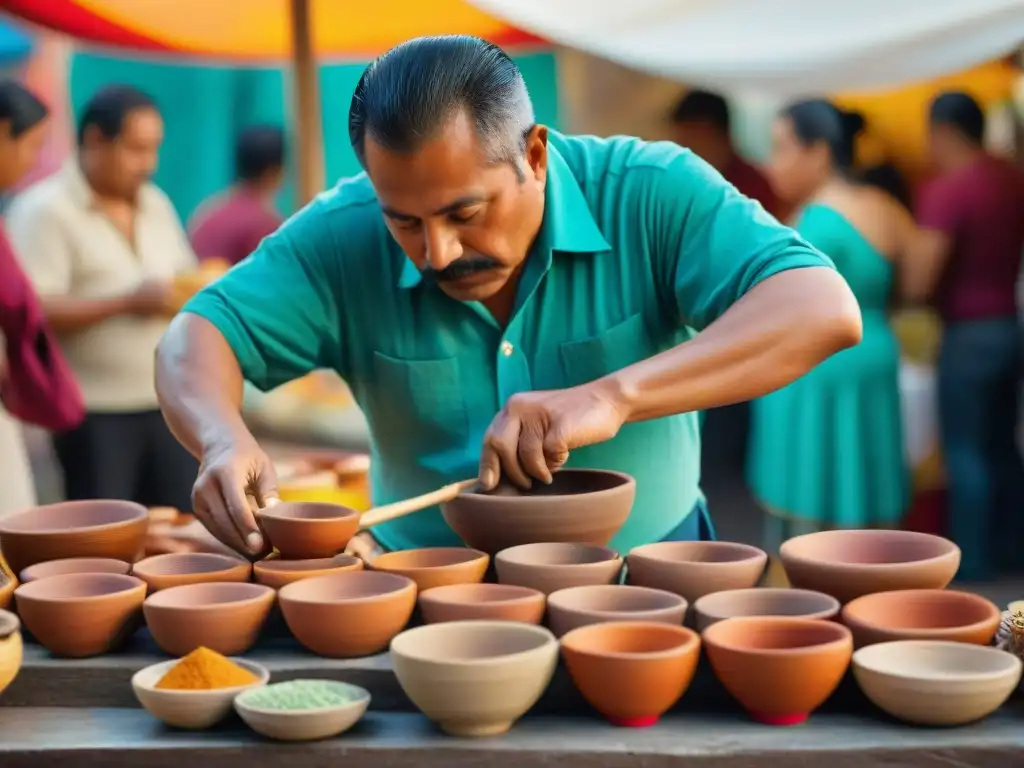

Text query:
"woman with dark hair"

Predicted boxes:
[[0, 80, 84, 516], [749, 98, 913, 556]]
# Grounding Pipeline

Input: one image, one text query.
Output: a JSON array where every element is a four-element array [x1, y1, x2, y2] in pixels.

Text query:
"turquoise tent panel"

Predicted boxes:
[[69, 52, 561, 221], [0, 20, 33, 65]]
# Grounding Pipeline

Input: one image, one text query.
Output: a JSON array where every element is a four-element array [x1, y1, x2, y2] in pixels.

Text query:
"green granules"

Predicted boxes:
[[238, 679, 368, 711]]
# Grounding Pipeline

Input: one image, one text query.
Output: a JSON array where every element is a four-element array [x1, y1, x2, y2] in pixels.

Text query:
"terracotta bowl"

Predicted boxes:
[[561, 620, 700, 727], [693, 588, 841, 632], [441, 470, 635, 554], [841, 589, 1002, 648], [19, 557, 131, 583], [15, 573, 147, 658], [253, 554, 363, 590], [143, 582, 275, 657], [257, 502, 360, 559], [853, 640, 1023, 726], [131, 553, 251, 592], [495, 543, 623, 595], [0, 500, 149, 575], [370, 547, 489, 591], [702, 616, 853, 725], [419, 583, 546, 625], [546, 585, 687, 637], [390, 620, 559, 737], [0, 610, 23, 697], [625, 541, 767, 603], [779, 529, 960, 604], [278, 571, 416, 658]]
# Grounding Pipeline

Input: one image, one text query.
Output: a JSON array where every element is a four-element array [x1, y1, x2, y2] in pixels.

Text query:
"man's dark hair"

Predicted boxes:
[[348, 35, 535, 173], [235, 125, 285, 183], [77, 85, 158, 146], [0, 80, 48, 137], [671, 89, 731, 133], [929, 91, 985, 145]]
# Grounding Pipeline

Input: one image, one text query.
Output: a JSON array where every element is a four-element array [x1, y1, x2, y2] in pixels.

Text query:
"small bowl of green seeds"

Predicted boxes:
[[234, 679, 371, 741]]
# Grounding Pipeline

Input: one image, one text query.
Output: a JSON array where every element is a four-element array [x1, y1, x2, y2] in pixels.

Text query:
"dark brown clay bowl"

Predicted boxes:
[[441, 470, 635, 554], [779, 530, 961, 604], [0, 500, 149, 575], [626, 541, 767, 602], [278, 571, 416, 658], [370, 547, 489, 591], [253, 553, 363, 590], [131, 553, 252, 592], [143, 582, 275, 657], [258, 502, 360, 559], [495, 542, 623, 595], [546, 584, 687, 637], [15, 573, 147, 658], [841, 589, 1002, 648], [418, 583, 546, 625], [19, 557, 131, 583], [693, 588, 841, 632]]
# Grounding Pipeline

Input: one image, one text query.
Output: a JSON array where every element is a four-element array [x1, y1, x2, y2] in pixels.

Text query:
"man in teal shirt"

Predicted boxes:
[[156, 35, 861, 558]]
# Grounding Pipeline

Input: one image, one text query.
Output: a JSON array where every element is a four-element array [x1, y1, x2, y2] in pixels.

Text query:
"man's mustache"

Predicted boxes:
[[422, 256, 500, 283]]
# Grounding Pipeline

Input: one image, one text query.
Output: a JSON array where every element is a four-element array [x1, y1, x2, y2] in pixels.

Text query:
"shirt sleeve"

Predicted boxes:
[[5, 197, 74, 296], [181, 198, 344, 391], [152, 188, 198, 272], [915, 178, 962, 236], [648, 151, 835, 331]]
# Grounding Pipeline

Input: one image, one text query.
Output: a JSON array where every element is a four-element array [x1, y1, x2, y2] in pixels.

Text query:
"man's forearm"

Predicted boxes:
[[604, 267, 862, 423], [41, 295, 133, 332]]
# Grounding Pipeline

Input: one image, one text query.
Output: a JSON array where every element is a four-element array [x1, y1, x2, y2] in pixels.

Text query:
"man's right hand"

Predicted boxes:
[[127, 278, 173, 316], [191, 435, 280, 558]]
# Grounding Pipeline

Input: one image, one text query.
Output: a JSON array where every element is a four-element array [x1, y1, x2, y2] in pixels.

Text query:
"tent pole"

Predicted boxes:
[[289, 0, 325, 206]]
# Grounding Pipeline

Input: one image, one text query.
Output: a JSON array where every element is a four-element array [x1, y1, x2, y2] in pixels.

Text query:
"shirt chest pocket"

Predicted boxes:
[[558, 313, 655, 389]]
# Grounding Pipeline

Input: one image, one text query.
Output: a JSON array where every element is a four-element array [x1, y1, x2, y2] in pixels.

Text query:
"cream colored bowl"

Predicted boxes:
[[234, 680, 370, 741]]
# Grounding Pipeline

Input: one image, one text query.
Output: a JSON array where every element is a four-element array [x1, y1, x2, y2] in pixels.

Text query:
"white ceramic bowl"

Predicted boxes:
[[234, 680, 371, 741]]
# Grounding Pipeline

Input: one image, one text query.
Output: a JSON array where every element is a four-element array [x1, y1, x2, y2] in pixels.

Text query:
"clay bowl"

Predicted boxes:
[[693, 588, 841, 632], [15, 573, 147, 658], [19, 557, 131, 583], [0, 500, 149, 575], [779, 529, 960, 604], [0, 610, 23, 697], [625, 541, 767, 603], [841, 589, 1002, 648], [253, 554, 363, 590], [0, 575, 13, 611], [546, 585, 687, 637], [370, 547, 489, 591], [495, 543, 623, 595], [131, 553, 252, 592], [235, 680, 371, 741], [852, 640, 1022, 726], [702, 616, 853, 725], [561, 620, 700, 727], [441, 470, 635, 554], [278, 571, 416, 658], [143, 582, 275, 657], [257, 502, 360, 559], [419, 583, 546, 625], [390, 620, 559, 737]]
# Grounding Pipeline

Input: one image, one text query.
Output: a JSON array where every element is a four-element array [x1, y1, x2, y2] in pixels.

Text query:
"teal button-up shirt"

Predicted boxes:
[[184, 131, 834, 553]]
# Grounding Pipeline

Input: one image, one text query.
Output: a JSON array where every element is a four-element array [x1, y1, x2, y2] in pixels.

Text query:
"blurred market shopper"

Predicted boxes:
[[8, 85, 198, 511], [156, 36, 861, 558]]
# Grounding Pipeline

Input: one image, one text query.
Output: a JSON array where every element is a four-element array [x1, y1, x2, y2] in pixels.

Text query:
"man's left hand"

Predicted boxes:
[[478, 380, 628, 490]]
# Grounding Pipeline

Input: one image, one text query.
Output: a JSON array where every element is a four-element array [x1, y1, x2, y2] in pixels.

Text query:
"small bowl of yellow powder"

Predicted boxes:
[[132, 646, 269, 729], [234, 679, 371, 741]]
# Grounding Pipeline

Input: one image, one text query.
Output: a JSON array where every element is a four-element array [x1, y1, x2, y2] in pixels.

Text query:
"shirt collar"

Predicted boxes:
[[60, 158, 157, 214]]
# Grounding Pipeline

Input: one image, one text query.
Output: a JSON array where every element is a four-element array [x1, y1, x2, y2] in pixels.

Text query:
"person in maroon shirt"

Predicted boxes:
[[914, 90, 1024, 581], [188, 125, 285, 266]]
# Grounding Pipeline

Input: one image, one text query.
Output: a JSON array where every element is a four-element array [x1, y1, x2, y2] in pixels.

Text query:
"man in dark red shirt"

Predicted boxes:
[[189, 125, 285, 266], [915, 90, 1024, 581]]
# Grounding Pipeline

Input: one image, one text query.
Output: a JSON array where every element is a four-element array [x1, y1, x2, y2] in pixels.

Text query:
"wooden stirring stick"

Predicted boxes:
[[357, 478, 479, 530]]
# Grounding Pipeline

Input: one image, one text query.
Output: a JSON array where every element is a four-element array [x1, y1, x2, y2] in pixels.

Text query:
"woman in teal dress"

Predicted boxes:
[[749, 100, 913, 553]]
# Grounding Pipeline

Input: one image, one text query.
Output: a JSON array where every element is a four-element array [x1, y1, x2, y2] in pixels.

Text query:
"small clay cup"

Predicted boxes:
[[546, 585, 687, 637], [19, 557, 131, 583], [441, 469, 635, 554], [253, 554, 363, 590], [841, 589, 1002, 648], [257, 502, 360, 559], [278, 571, 416, 658], [15, 573, 147, 658], [693, 588, 841, 632], [703, 616, 853, 726], [419, 583, 546, 625], [370, 547, 489, 591], [626, 541, 767, 603], [0, 610, 22, 697], [0, 500, 149, 575], [495, 542, 623, 595], [143, 582, 275, 657], [779, 529, 960, 604], [131, 553, 251, 592]]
